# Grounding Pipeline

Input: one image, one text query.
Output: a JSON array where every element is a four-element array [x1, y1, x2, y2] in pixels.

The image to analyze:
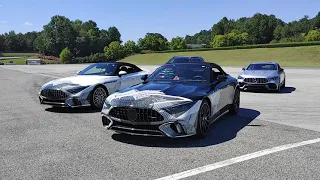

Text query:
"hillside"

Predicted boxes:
[[120, 45, 320, 67]]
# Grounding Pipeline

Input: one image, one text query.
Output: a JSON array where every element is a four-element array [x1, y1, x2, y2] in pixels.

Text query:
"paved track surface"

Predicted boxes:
[[1, 65, 320, 180]]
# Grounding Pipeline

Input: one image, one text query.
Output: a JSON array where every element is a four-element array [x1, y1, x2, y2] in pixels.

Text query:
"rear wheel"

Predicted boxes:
[[229, 88, 240, 115], [196, 99, 211, 138], [90, 86, 108, 109]]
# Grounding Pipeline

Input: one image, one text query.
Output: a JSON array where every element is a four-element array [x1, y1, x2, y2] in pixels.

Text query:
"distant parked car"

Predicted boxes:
[[0, 62, 4, 65], [39, 62, 149, 109], [6, 61, 16, 65], [166, 56, 205, 63], [237, 62, 286, 92]]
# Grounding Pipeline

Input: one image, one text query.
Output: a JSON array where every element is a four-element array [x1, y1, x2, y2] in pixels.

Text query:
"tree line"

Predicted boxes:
[[0, 12, 319, 63]]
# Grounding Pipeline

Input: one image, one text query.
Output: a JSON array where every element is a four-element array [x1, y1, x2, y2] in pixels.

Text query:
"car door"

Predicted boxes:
[[214, 68, 234, 111], [117, 65, 143, 89], [208, 68, 232, 116]]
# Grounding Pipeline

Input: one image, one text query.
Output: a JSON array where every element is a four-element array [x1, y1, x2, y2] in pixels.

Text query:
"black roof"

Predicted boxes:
[[162, 62, 228, 75]]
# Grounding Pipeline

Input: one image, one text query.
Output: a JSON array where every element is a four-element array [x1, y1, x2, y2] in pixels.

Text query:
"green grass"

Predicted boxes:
[[120, 45, 320, 67], [0, 52, 39, 57], [0, 57, 61, 65], [0, 52, 61, 64]]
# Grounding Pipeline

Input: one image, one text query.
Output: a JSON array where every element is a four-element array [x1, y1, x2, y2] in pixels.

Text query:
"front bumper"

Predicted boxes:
[[39, 88, 91, 108], [39, 95, 91, 108], [238, 79, 279, 90], [101, 102, 201, 138]]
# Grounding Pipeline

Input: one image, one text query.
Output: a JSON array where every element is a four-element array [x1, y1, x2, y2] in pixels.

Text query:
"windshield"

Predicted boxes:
[[147, 64, 211, 83], [246, 63, 277, 70], [168, 57, 204, 63], [78, 63, 117, 76]]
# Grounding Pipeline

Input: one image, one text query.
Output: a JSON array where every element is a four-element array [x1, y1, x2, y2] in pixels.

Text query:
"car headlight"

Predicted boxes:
[[163, 101, 196, 116], [67, 86, 89, 94], [103, 100, 111, 109], [238, 75, 244, 79], [268, 76, 279, 81]]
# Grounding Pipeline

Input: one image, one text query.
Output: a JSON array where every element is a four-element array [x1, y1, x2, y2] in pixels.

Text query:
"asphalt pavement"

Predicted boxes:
[[0, 64, 319, 180]]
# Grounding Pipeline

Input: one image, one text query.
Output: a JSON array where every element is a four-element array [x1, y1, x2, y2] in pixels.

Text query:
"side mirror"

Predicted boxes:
[[242, 67, 245, 70], [279, 68, 284, 72], [141, 74, 148, 81], [217, 75, 227, 82], [118, 70, 127, 77]]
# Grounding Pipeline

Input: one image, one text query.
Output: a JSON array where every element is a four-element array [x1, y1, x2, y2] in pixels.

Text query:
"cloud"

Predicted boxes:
[[0, 20, 7, 23], [23, 22, 32, 26]]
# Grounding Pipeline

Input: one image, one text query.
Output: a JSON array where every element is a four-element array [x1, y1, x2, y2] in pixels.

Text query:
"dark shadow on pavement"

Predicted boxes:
[[243, 86, 296, 94], [111, 108, 260, 148], [45, 106, 101, 113]]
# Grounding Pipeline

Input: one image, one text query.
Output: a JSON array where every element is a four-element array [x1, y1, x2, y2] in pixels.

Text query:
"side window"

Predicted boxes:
[[191, 58, 204, 62], [119, 65, 139, 74], [277, 64, 281, 71], [212, 67, 224, 80]]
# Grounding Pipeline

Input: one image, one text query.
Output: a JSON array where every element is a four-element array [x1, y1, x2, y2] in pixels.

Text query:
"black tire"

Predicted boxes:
[[275, 85, 281, 93], [281, 78, 286, 88], [90, 85, 108, 109], [195, 99, 211, 138], [229, 88, 240, 115]]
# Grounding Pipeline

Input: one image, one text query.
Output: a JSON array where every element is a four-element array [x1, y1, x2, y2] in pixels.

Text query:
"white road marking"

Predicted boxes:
[[155, 138, 320, 180]]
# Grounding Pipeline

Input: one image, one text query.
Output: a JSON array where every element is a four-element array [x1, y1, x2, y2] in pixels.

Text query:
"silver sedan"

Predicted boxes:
[[237, 62, 286, 92]]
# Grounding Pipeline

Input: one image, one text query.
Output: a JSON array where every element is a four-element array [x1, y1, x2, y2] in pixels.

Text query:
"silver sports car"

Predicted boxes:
[[101, 62, 240, 138], [39, 62, 149, 109], [237, 62, 286, 92]]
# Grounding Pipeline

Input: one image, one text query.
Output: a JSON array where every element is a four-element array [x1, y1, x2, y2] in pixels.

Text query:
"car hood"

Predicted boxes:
[[240, 70, 278, 78], [42, 75, 119, 89], [106, 82, 211, 109]]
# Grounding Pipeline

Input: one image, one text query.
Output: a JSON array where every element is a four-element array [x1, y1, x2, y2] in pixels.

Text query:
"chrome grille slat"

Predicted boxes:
[[244, 78, 268, 84], [41, 89, 68, 99], [109, 107, 164, 122]]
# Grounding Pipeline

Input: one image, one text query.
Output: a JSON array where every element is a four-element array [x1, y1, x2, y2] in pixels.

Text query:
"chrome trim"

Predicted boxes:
[[211, 110, 229, 123], [112, 129, 165, 137], [244, 77, 268, 84], [111, 125, 162, 133]]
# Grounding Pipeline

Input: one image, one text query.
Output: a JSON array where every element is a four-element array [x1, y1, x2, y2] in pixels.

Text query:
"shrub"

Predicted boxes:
[[59, 47, 73, 64]]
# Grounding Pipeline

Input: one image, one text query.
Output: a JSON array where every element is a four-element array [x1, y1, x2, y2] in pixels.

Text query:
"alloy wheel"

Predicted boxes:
[[93, 87, 107, 108], [199, 102, 211, 134]]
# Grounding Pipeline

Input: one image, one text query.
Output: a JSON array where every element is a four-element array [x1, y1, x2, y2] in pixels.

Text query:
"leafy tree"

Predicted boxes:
[[305, 30, 320, 41], [0, 35, 5, 51], [123, 40, 138, 55], [104, 41, 125, 61], [211, 35, 228, 47], [311, 12, 320, 29], [170, 36, 186, 50], [107, 26, 122, 43], [138, 33, 169, 51], [59, 47, 73, 64], [41, 15, 77, 56]]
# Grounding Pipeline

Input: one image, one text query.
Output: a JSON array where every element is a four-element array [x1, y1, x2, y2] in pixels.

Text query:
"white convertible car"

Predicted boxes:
[[39, 62, 149, 109]]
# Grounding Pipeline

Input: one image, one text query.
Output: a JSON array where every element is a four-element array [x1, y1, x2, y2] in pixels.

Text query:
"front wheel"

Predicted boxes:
[[281, 78, 286, 88], [229, 88, 240, 115], [195, 99, 211, 138], [90, 86, 108, 109]]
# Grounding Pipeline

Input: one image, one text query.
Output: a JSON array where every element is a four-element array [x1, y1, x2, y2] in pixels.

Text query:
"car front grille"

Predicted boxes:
[[41, 89, 68, 99], [109, 107, 164, 122], [244, 78, 268, 83]]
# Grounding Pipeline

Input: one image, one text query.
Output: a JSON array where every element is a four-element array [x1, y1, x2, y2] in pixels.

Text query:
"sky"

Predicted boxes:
[[0, 0, 320, 42]]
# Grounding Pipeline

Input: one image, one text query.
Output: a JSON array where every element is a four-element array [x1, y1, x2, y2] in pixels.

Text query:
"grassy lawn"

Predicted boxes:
[[0, 52, 39, 57], [0, 56, 61, 65], [120, 45, 320, 67]]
